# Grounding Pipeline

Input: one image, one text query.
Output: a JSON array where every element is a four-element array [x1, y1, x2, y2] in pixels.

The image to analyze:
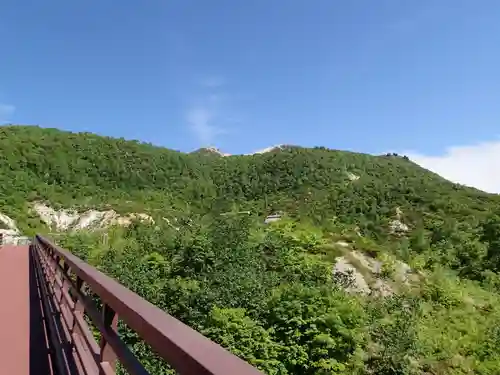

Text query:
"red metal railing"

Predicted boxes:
[[32, 235, 264, 375]]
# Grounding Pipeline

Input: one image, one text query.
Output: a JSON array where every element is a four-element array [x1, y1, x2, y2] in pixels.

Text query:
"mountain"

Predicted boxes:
[[248, 144, 294, 155], [3, 125, 500, 374], [190, 146, 230, 157], [1, 125, 499, 234]]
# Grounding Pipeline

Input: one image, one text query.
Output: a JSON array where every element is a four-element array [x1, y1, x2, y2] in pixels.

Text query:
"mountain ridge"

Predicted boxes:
[[0, 125, 498, 233]]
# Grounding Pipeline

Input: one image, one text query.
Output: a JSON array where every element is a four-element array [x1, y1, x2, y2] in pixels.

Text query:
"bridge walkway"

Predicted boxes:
[[0, 245, 52, 374]]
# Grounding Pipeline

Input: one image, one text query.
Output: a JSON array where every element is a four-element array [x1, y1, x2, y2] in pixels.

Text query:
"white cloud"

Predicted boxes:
[[406, 140, 500, 194], [186, 107, 225, 146], [185, 76, 238, 146], [0, 103, 15, 122]]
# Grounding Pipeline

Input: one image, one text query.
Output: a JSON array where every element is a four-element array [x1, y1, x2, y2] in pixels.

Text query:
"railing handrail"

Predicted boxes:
[[34, 234, 264, 375]]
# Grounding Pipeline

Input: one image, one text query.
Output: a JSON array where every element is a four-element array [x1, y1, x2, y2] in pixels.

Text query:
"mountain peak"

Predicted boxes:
[[249, 144, 299, 155], [190, 147, 231, 157]]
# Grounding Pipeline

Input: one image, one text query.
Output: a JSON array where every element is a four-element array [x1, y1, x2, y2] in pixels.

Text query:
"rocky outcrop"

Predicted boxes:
[[0, 213, 29, 245], [332, 243, 413, 298], [191, 147, 230, 157], [33, 203, 154, 232], [251, 145, 286, 155], [390, 219, 409, 233], [346, 172, 360, 181], [390, 207, 409, 234], [333, 257, 371, 294]]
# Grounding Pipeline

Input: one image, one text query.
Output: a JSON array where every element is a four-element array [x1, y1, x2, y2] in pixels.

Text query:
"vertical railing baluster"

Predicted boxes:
[[53, 255, 62, 301], [59, 262, 70, 305], [100, 304, 118, 373], [71, 275, 94, 372], [72, 277, 85, 334]]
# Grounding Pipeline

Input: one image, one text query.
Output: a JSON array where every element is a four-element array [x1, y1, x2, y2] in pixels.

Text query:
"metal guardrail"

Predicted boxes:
[[32, 235, 264, 375]]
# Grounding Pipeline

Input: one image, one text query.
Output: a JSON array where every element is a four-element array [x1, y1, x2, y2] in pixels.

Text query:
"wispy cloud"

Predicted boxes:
[[404, 139, 500, 194], [200, 76, 226, 88], [186, 106, 226, 146], [0, 103, 15, 123], [185, 76, 238, 146]]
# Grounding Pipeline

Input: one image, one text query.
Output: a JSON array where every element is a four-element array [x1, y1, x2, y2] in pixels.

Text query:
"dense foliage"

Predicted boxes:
[[2, 125, 499, 235], [3, 125, 500, 374], [59, 217, 500, 375]]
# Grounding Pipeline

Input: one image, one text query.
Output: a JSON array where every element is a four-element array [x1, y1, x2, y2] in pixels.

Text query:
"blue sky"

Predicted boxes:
[[1, 1, 499, 191]]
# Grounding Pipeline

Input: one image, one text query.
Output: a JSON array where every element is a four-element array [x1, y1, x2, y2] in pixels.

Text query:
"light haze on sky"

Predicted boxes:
[[0, 1, 499, 192]]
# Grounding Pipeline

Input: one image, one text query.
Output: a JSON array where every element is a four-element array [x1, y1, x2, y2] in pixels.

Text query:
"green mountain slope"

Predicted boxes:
[[1, 125, 498, 234]]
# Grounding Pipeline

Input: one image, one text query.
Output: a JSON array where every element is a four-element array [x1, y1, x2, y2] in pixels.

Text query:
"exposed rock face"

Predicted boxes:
[[390, 219, 409, 233], [0, 213, 18, 231], [395, 261, 412, 283], [0, 213, 29, 245], [346, 172, 360, 181], [251, 145, 286, 155], [332, 246, 413, 297], [33, 203, 154, 231], [191, 147, 230, 157], [73, 210, 117, 230], [191, 144, 298, 156], [335, 240, 350, 248], [0, 203, 158, 243], [371, 279, 394, 297], [390, 207, 409, 233], [350, 250, 383, 274], [0, 229, 24, 245], [333, 257, 371, 295], [249, 144, 301, 155], [34, 203, 80, 230]]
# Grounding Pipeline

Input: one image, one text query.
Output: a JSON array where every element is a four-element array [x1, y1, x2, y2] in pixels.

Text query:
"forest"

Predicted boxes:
[[2, 125, 500, 374]]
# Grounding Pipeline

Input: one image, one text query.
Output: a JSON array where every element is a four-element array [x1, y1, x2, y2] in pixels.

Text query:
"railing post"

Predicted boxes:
[[71, 276, 87, 340], [59, 262, 70, 305], [52, 255, 63, 302], [100, 304, 118, 373]]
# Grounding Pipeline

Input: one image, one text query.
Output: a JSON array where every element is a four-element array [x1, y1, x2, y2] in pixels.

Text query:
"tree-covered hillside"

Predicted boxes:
[[3, 125, 500, 374], [1, 125, 499, 234]]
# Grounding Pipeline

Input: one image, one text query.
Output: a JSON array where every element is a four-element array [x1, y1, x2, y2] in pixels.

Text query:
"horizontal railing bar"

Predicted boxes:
[[36, 235, 264, 375]]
